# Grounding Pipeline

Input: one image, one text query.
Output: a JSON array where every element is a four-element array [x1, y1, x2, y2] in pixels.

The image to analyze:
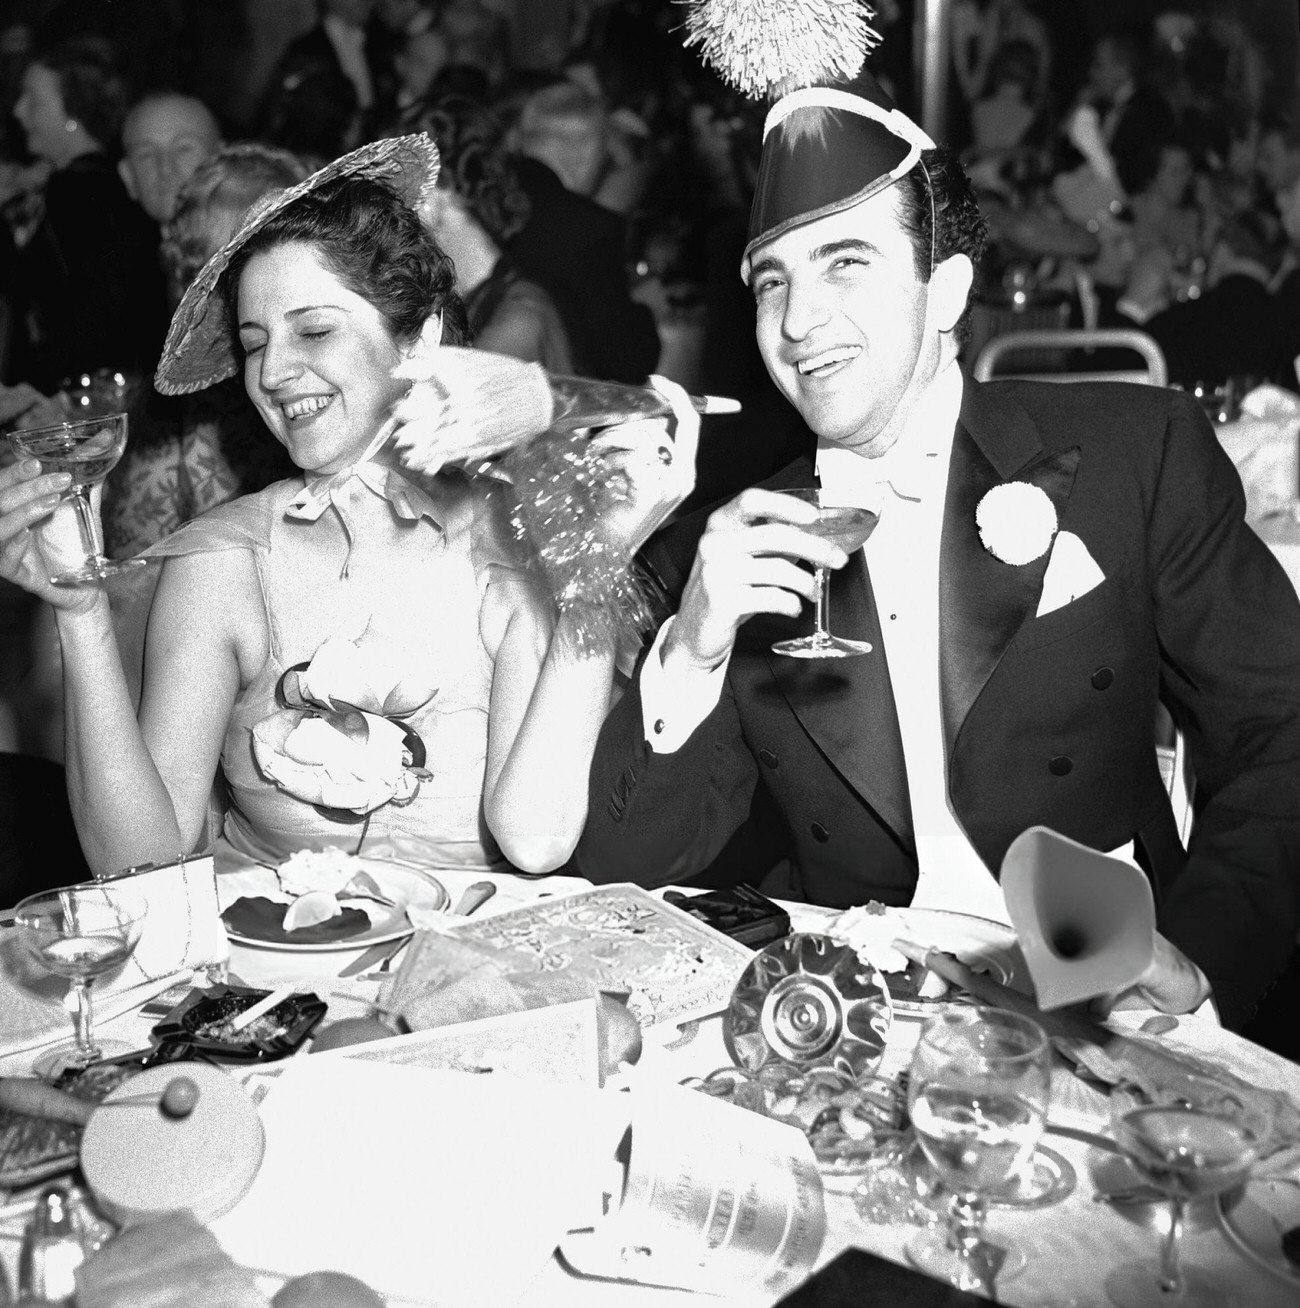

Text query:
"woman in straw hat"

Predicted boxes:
[[0, 133, 696, 884]]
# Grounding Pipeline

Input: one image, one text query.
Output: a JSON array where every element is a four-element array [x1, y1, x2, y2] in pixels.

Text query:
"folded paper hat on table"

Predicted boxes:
[[1001, 826, 1155, 1011]]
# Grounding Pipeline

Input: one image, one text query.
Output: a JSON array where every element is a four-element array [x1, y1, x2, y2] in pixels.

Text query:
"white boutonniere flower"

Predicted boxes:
[[975, 482, 1059, 565]]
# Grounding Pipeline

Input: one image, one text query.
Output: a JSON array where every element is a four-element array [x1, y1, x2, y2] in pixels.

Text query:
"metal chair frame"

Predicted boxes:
[[972, 327, 1169, 387]]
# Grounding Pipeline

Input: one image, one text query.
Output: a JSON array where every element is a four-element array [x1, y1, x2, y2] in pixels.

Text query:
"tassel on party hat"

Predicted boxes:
[[680, 0, 933, 277], [682, 0, 880, 99]]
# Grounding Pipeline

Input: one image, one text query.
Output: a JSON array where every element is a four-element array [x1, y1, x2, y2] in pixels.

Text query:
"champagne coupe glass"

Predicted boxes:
[[906, 1008, 1051, 1294], [771, 487, 879, 659], [14, 884, 147, 1078], [1105, 1075, 1274, 1308], [8, 412, 146, 587]]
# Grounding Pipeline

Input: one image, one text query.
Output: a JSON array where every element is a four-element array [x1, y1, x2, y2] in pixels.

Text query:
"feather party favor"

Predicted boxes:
[[391, 347, 736, 478]]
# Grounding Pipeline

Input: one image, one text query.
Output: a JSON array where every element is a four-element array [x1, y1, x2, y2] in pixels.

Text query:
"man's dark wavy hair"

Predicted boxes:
[[894, 147, 989, 349]]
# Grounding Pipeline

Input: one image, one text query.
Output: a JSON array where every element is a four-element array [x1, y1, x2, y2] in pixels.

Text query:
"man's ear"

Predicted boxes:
[[930, 253, 974, 334], [117, 157, 138, 202]]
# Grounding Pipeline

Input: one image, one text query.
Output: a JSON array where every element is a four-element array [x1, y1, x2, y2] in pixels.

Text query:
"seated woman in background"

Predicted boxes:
[[104, 142, 308, 560], [400, 94, 575, 372], [0, 134, 694, 881]]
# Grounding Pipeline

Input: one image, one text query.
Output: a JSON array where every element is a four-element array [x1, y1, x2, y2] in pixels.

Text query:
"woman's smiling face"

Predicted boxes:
[[237, 242, 408, 475]]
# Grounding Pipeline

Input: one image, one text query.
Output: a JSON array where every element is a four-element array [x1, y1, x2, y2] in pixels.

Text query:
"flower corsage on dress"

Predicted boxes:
[[242, 636, 437, 934]]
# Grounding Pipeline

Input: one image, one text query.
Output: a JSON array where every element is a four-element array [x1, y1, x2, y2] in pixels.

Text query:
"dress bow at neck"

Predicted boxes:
[[284, 419, 444, 573]]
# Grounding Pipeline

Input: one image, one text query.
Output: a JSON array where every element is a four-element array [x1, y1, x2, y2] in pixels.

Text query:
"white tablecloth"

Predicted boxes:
[[3, 888, 1299, 1308]]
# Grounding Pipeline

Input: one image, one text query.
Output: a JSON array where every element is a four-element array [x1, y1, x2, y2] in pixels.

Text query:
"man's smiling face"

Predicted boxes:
[[749, 183, 936, 457]]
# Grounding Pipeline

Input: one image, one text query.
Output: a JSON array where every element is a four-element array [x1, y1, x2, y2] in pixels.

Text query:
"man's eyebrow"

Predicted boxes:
[[748, 253, 784, 281], [750, 237, 883, 282], [810, 237, 882, 261]]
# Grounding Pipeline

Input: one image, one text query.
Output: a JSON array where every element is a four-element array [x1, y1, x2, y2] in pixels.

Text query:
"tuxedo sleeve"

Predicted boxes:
[[575, 644, 760, 887], [1148, 392, 1300, 1028]]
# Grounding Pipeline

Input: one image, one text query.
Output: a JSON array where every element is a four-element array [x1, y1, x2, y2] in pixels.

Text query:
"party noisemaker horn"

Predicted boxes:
[[1000, 826, 1156, 1011], [390, 347, 738, 478]]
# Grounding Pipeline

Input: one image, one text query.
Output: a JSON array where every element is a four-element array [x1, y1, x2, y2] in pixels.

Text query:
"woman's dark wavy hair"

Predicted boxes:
[[36, 35, 130, 151], [222, 172, 469, 350], [894, 147, 989, 349], [403, 94, 530, 243]]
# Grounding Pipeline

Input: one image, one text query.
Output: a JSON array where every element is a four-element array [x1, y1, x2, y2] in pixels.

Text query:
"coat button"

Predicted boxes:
[[1091, 667, 1114, 690], [810, 822, 830, 843], [758, 748, 779, 768], [1049, 755, 1073, 776]]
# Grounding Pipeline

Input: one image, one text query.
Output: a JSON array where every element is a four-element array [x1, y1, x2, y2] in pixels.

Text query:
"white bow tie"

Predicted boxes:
[[820, 443, 944, 509]]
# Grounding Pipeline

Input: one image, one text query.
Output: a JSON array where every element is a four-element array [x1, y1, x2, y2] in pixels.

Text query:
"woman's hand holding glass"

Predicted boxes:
[[0, 450, 88, 609]]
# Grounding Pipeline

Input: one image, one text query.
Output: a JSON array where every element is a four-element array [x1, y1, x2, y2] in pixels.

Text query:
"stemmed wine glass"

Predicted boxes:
[[906, 1007, 1052, 1295], [771, 487, 880, 659], [1105, 1074, 1274, 1308], [8, 412, 146, 586], [14, 884, 147, 1078]]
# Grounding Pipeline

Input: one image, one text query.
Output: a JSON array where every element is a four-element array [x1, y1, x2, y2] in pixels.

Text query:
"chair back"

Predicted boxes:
[[965, 294, 1073, 375], [972, 328, 1168, 387]]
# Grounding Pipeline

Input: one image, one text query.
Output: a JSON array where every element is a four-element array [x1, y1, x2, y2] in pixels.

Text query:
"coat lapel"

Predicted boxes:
[[752, 462, 913, 850], [939, 379, 1081, 747]]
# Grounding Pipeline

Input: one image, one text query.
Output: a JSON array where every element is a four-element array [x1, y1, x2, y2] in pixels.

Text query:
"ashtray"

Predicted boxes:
[[149, 985, 326, 1062]]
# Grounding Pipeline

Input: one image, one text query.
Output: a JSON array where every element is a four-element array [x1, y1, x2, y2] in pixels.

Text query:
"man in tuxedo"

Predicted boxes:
[[575, 66, 1300, 1032]]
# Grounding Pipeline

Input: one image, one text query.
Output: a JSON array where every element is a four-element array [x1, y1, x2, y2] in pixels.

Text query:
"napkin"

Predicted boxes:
[[1216, 383, 1300, 523], [210, 1058, 616, 1307], [0, 855, 228, 1060]]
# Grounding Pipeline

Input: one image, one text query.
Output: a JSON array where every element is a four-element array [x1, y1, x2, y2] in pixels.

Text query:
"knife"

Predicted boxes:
[[894, 940, 1118, 1048], [337, 937, 406, 978]]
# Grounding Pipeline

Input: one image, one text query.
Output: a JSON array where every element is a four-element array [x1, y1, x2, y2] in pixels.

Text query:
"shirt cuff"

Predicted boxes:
[[639, 616, 730, 752]]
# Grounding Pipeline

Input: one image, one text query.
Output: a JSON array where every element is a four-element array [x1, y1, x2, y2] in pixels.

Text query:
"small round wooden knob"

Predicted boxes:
[[160, 1076, 200, 1120]]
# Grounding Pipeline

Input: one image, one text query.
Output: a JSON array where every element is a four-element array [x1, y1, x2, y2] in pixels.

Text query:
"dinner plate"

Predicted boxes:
[[1217, 1174, 1300, 1287], [223, 860, 448, 953], [884, 907, 1024, 1015]]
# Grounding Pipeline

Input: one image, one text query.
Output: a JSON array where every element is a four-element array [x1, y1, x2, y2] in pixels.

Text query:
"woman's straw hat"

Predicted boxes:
[[154, 133, 440, 396]]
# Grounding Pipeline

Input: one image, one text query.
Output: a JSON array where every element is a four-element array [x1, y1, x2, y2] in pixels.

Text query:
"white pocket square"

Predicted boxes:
[[1036, 531, 1105, 617]]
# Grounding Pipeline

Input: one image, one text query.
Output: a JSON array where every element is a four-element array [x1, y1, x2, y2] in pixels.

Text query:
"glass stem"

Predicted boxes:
[[947, 1191, 988, 1257], [947, 1192, 999, 1295], [70, 978, 98, 1060], [69, 487, 102, 562], [1159, 1198, 1185, 1294], [812, 567, 831, 641]]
